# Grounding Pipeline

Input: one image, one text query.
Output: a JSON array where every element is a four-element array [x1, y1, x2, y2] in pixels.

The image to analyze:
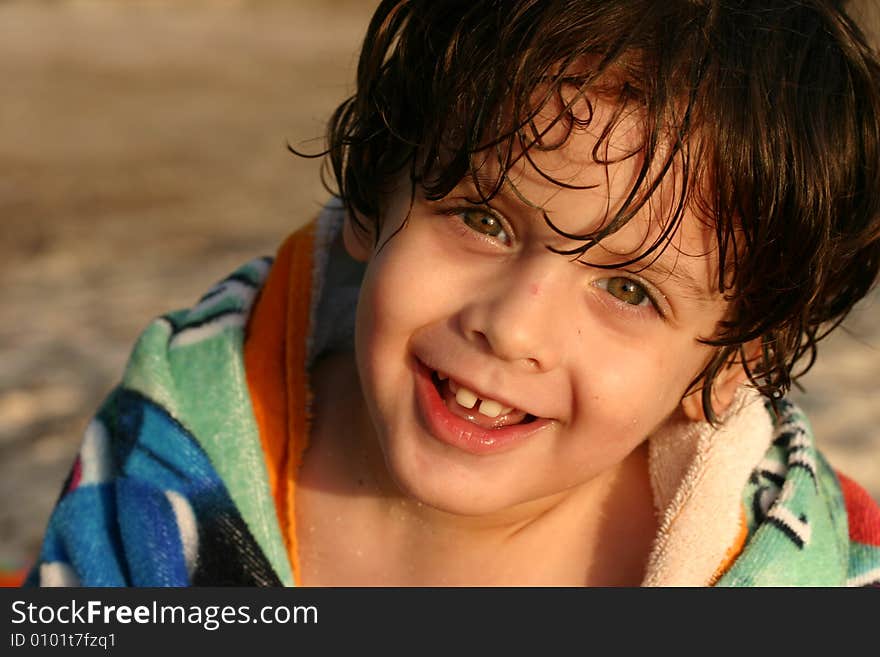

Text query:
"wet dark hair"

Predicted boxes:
[[305, 0, 880, 422]]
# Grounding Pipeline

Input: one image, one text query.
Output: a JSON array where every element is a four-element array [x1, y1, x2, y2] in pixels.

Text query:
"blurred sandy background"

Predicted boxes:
[[1, 0, 878, 572]]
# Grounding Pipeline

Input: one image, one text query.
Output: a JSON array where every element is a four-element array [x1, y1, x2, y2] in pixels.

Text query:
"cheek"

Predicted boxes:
[[574, 339, 701, 432], [355, 245, 451, 393], [357, 227, 475, 341], [355, 263, 401, 390], [359, 251, 433, 344]]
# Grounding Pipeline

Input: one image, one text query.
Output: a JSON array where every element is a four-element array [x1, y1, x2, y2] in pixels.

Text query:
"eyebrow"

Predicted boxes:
[[450, 175, 515, 202]]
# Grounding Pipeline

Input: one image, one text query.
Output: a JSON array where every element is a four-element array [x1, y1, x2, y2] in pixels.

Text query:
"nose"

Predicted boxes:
[[458, 257, 566, 371]]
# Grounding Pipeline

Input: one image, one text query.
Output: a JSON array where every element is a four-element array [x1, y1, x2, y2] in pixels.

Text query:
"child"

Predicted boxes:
[[27, 0, 880, 586]]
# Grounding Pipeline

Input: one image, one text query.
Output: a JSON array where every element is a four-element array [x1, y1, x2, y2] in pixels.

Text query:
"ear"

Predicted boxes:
[[681, 340, 762, 422], [342, 211, 373, 263]]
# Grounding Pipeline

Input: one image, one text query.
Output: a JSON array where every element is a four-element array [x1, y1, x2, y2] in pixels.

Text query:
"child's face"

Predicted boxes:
[[349, 100, 732, 516]]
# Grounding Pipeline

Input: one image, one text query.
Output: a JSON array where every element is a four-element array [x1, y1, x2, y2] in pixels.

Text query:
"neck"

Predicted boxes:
[[381, 444, 655, 586]]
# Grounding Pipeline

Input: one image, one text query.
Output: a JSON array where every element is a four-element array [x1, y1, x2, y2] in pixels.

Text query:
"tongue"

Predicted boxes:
[[440, 383, 529, 429]]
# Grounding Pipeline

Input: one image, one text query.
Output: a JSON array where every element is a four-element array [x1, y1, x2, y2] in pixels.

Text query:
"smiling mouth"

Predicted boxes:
[[429, 370, 538, 429], [413, 360, 551, 454]]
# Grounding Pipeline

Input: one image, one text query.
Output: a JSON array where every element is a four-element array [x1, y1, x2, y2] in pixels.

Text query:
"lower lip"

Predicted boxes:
[[413, 360, 552, 455]]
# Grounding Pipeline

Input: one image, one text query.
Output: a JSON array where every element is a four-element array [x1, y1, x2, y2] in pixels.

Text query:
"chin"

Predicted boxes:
[[397, 476, 516, 517]]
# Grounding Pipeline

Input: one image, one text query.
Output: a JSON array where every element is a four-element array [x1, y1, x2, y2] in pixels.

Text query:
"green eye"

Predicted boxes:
[[603, 277, 650, 306], [461, 210, 510, 244]]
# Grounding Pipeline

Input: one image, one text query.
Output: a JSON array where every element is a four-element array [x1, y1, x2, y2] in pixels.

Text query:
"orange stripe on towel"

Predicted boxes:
[[0, 568, 27, 587], [245, 222, 315, 585], [708, 504, 749, 585]]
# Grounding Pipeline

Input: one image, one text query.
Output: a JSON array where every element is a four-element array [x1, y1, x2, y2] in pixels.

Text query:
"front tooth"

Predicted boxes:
[[437, 371, 449, 381], [477, 400, 515, 418], [455, 387, 478, 409], [478, 399, 504, 418]]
